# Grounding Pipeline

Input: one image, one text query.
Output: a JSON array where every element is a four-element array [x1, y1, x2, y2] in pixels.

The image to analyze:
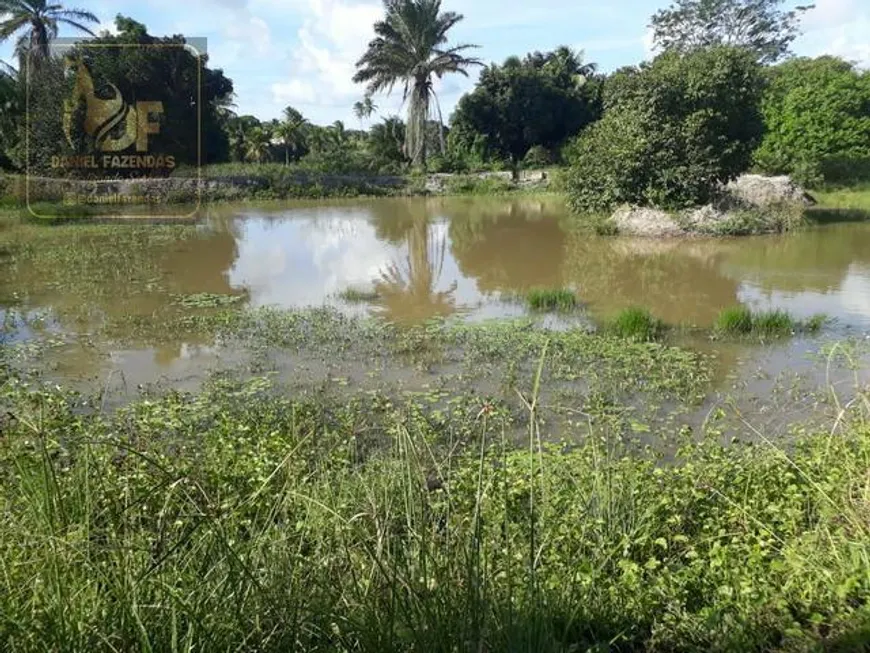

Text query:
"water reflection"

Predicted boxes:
[[3, 197, 870, 375], [372, 201, 458, 323]]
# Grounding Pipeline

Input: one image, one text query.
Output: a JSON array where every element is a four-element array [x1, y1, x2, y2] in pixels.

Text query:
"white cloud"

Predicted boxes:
[[225, 15, 273, 56], [272, 79, 317, 104], [795, 0, 870, 67], [270, 0, 382, 109]]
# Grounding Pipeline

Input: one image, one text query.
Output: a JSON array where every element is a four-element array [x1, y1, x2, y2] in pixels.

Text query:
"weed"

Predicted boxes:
[[715, 306, 754, 334], [608, 307, 665, 341], [525, 288, 578, 312]]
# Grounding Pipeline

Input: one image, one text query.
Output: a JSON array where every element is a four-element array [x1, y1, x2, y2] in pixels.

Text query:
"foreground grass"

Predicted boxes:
[[0, 364, 869, 651], [607, 307, 666, 342]]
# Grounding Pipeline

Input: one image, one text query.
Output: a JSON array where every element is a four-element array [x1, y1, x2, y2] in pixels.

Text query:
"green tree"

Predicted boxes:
[[244, 126, 271, 163], [274, 106, 308, 165], [30, 14, 235, 170], [225, 114, 261, 162], [753, 56, 870, 186], [450, 47, 600, 170], [353, 95, 377, 127], [353, 0, 481, 169], [0, 0, 97, 68], [0, 64, 20, 168], [650, 0, 811, 64], [366, 116, 406, 172], [565, 47, 764, 212]]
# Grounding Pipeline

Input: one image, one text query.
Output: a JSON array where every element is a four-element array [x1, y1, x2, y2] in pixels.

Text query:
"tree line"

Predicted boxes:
[[1, 0, 869, 207]]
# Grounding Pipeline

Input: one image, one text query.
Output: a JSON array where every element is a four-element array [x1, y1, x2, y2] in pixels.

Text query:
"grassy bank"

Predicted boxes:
[[0, 360, 869, 651]]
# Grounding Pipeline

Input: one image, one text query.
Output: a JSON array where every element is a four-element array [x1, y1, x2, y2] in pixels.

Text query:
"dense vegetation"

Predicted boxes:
[[0, 0, 865, 202], [563, 47, 764, 212], [753, 56, 870, 187], [1, 319, 870, 651]]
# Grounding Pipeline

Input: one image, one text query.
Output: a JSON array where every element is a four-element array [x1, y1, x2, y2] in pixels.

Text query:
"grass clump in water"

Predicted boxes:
[[714, 306, 826, 338], [525, 288, 578, 312], [608, 307, 665, 341], [714, 306, 754, 334]]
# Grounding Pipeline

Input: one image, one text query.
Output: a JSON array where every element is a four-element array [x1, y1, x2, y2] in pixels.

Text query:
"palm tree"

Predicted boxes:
[[353, 0, 481, 170], [244, 126, 271, 163], [275, 106, 308, 165], [353, 95, 377, 127], [0, 0, 98, 69]]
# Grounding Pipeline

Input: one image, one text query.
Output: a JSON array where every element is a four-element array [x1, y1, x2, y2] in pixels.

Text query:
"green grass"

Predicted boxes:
[[808, 185, 870, 225], [608, 307, 665, 341], [0, 364, 869, 651], [524, 287, 578, 312], [714, 306, 755, 334], [714, 307, 827, 338]]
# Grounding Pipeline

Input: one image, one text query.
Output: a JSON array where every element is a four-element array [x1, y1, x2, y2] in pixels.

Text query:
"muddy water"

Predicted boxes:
[[1, 195, 870, 416], [4, 196, 870, 329]]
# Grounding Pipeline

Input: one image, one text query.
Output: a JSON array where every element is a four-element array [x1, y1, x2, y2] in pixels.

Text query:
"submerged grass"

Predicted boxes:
[[0, 364, 869, 651]]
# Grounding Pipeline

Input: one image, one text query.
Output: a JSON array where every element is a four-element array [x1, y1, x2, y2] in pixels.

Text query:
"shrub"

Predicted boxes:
[[523, 145, 554, 168], [566, 47, 764, 212], [609, 307, 665, 341], [753, 56, 870, 187]]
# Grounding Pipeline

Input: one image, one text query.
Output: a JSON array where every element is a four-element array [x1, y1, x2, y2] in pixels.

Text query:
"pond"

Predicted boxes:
[[9, 196, 870, 324], [1, 195, 869, 407]]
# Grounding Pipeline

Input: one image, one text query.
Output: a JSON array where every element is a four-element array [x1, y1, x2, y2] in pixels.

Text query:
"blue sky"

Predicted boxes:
[[2, 0, 868, 125]]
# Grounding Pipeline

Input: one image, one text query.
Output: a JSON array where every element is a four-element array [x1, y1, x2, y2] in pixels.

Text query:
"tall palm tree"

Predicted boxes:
[[353, 95, 377, 127], [0, 0, 98, 69], [275, 106, 308, 165], [353, 0, 481, 170]]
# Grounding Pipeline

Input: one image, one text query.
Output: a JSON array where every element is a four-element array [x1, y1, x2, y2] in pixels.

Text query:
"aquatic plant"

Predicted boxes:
[[608, 307, 665, 341], [525, 287, 578, 312]]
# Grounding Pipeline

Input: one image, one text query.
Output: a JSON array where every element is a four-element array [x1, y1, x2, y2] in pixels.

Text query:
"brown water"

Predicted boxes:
[[4, 195, 870, 331], [2, 195, 869, 431]]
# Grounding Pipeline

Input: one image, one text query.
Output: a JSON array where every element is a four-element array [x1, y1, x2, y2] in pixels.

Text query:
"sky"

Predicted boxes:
[[1, 0, 869, 126]]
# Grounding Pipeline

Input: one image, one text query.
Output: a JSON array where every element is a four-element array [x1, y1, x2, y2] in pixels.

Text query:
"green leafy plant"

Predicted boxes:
[[565, 47, 764, 212]]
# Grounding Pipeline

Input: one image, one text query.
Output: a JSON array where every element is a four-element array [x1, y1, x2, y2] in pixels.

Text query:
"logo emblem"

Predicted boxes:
[[62, 57, 163, 152]]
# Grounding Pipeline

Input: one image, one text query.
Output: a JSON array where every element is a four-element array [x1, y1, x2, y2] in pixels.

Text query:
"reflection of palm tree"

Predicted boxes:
[[373, 205, 457, 323]]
